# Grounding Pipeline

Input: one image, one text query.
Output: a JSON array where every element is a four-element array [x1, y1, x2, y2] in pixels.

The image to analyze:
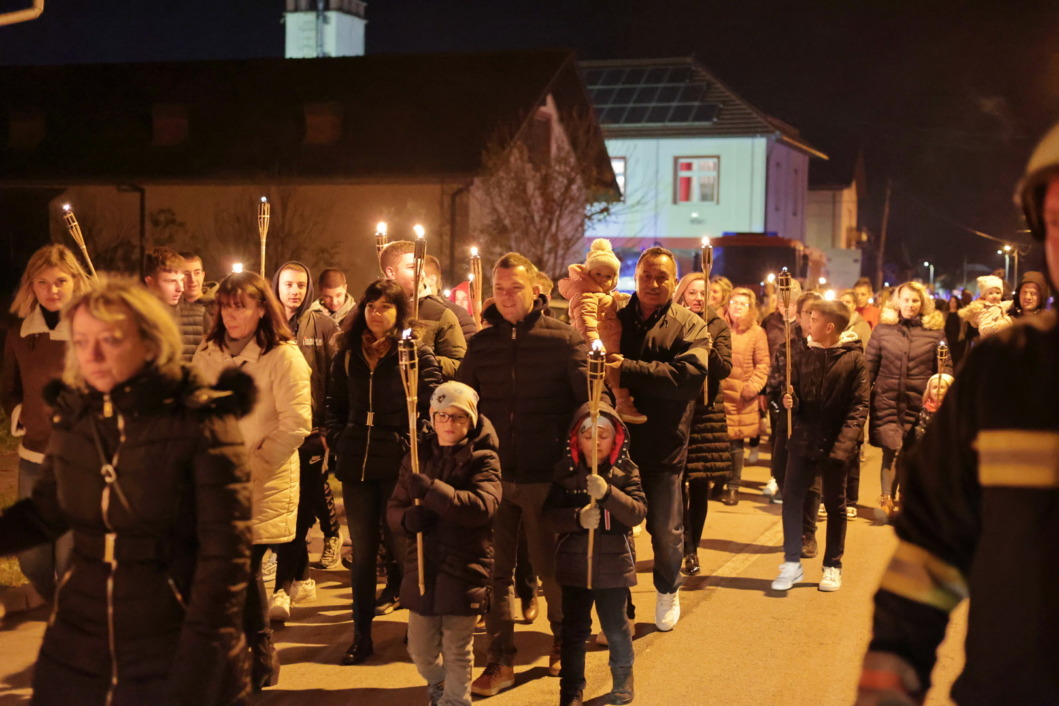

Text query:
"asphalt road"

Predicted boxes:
[[0, 445, 966, 705]]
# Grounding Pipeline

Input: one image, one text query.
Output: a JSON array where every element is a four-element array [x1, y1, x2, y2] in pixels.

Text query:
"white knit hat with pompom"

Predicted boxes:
[[976, 275, 1004, 296], [584, 238, 621, 275]]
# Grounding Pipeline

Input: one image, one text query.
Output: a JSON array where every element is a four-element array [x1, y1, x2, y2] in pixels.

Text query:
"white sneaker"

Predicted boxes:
[[747, 447, 760, 465], [818, 504, 827, 518], [260, 549, 277, 582], [654, 590, 680, 631], [762, 477, 778, 497], [317, 535, 342, 569], [291, 577, 317, 604], [771, 562, 803, 591], [819, 566, 842, 592], [846, 506, 858, 519], [268, 589, 292, 621]]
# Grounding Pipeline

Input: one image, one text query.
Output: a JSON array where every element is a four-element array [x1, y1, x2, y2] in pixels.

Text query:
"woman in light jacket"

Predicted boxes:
[[719, 287, 769, 506], [193, 272, 312, 691], [1, 244, 90, 601]]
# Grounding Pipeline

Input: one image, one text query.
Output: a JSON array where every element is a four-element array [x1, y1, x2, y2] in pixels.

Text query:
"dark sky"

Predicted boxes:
[[2, 0, 1058, 281]]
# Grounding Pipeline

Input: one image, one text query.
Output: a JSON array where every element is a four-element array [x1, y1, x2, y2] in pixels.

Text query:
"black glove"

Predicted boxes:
[[407, 473, 434, 500], [402, 505, 438, 534]]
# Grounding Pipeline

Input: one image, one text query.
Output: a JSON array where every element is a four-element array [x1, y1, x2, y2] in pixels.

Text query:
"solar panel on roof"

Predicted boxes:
[[624, 68, 647, 83], [690, 103, 721, 122], [585, 62, 722, 126], [592, 87, 617, 104], [632, 85, 660, 104], [613, 86, 636, 103], [668, 66, 693, 83], [600, 68, 626, 86], [600, 105, 627, 124], [644, 67, 670, 83], [624, 106, 649, 123], [669, 104, 695, 122], [678, 84, 706, 102], [646, 105, 673, 123], [583, 69, 605, 85]]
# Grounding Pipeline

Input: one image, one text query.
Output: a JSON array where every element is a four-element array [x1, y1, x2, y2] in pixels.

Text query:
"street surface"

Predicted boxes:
[[0, 445, 966, 705]]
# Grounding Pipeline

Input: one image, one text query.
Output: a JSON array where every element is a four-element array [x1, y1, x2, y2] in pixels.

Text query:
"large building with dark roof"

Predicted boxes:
[[581, 57, 829, 285]]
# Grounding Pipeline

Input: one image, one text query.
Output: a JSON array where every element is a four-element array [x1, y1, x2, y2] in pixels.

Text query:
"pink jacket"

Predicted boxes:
[[721, 321, 769, 440], [557, 264, 629, 344]]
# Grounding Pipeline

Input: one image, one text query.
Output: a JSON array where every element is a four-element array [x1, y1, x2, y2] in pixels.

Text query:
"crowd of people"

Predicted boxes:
[[0, 144, 1057, 704]]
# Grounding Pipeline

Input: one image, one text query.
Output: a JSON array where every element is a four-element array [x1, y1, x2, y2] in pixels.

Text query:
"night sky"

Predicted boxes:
[[2, 0, 1058, 283]]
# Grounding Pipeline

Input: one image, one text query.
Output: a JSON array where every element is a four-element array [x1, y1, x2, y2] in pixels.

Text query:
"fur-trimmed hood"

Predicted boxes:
[[880, 305, 945, 330]]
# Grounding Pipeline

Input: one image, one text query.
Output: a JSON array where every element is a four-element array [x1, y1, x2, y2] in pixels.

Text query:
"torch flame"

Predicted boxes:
[[413, 224, 425, 239], [701, 236, 710, 247], [260, 196, 268, 203], [767, 273, 776, 284], [468, 273, 475, 282], [591, 339, 605, 353], [471, 246, 479, 257], [377, 221, 388, 235], [62, 203, 71, 212], [232, 262, 244, 274], [401, 328, 413, 339]]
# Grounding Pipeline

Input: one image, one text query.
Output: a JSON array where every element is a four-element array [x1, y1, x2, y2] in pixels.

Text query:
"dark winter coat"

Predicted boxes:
[[0, 367, 254, 706], [787, 333, 869, 466], [869, 313, 1059, 704], [543, 403, 647, 589], [440, 295, 477, 340], [456, 296, 588, 484], [864, 308, 946, 451], [417, 294, 467, 380], [684, 305, 734, 482], [617, 295, 711, 474], [386, 416, 502, 616], [325, 338, 442, 484], [1, 306, 68, 459]]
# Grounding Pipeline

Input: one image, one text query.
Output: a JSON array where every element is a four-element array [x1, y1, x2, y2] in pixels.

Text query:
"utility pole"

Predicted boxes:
[[876, 178, 892, 291]]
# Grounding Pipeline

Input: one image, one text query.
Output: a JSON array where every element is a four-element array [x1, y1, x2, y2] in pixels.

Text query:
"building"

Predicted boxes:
[[806, 150, 867, 288], [284, 0, 367, 59], [0, 50, 615, 292], [581, 57, 828, 285]]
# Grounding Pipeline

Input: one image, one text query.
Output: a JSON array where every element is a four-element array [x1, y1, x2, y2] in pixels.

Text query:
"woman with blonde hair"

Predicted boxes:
[[193, 272, 312, 690], [719, 286, 770, 505], [1, 244, 90, 601], [864, 280, 947, 519], [707, 275, 733, 311], [0, 275, 255, 704], [672, 273, 732, 574]]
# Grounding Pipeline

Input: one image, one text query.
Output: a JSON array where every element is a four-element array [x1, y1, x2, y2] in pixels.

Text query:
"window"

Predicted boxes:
[[675, 157, 719, 204], [611, 157, 626, 201]]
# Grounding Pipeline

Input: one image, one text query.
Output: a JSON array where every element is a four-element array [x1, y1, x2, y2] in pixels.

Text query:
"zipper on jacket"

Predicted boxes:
[[98, 396, 124, 706], [360, 369, 375, 482]]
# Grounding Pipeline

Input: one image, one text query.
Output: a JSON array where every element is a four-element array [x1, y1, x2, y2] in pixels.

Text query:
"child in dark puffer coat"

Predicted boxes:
[[544, 402, 647, 706], [387, 381, 502, 706]]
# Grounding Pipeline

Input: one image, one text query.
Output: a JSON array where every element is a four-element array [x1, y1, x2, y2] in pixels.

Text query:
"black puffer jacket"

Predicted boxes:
[[386, 416, 502, 616], [456, 297, 588, 484], [0, 367, 254, 706], [787, 333, 869, 465], [543, 403, 647, 589], [684, 305, 734, 482], [617, 296, 711, 474], [864, 309, 945, 451], [325, 338, 442, 484]]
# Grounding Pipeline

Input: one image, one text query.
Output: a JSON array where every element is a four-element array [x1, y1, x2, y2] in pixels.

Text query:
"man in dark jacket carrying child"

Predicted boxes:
[[774, 299, 868, 593]]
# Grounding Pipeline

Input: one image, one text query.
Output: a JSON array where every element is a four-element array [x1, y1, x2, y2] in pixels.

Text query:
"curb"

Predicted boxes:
[[0, 583, 45, 620]]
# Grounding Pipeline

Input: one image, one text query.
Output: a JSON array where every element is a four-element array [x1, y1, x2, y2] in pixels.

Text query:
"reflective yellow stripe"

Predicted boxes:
[[975, 430, 1059, 488], [879, 541, 968, 613]]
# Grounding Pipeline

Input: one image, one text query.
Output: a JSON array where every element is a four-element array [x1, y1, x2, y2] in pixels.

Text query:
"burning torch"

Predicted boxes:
[[585, 338, 606, 587], [61, 204, 97, 279], [398, 329, 427, 596], [777, 268, 793, 438], [700, 236, 713, 402], [374, 221, 388, 274], [469, 246, 483, 331], [933, 340, 951, 401], [258, 196, 271, 278]]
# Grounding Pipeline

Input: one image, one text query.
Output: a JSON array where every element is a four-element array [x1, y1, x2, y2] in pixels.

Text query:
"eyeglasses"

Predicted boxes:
[[434, 411, 470, 424]]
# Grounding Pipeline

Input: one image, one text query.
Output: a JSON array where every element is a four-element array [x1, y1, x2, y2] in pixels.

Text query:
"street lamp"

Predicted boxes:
[[998, 247, 1011, 281], [923, 261, 934, 289]]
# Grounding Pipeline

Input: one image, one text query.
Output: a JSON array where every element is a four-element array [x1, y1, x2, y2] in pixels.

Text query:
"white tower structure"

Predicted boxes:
[[285, 0, 367, 58]]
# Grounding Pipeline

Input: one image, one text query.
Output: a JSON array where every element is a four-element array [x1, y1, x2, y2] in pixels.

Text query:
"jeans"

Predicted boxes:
[[559, 585, 634, 696], [17, 458, 72, 600], [344, 478, 405, 632], [783, 453, 848, 568], [486, 481, 562, 666], [407, 612, 479, 706], [640, 471, 683, 594], [880, 447, 899, 496]]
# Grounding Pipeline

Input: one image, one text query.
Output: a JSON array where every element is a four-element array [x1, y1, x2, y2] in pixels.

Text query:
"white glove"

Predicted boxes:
[[586, 473, 608, 500], [578, 505, 600, 530]]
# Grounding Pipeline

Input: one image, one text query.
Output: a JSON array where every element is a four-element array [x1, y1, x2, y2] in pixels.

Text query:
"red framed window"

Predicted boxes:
[[674, 156, 719, 204]]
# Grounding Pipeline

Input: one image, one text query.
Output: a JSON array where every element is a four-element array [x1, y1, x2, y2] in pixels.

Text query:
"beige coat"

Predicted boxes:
[[193, 339, 311, 544], [721, 322, 769, 440]]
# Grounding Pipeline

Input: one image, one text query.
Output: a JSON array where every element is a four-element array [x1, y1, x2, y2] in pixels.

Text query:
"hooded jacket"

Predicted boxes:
[[271, 261, 338, 428], [386, 415, 502, 616], [456, 296, 588, 484], [617, 295, 711, 474], [721, 314, 769, 440], [0, 367, 255, 706], [787, 331, 869, 465], [865, 307, 946, 451], [308, 290, 357, 328], [543, 403, 647, 589], [1, 305, 69, 461], [1011, 270, 1051, 318]]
